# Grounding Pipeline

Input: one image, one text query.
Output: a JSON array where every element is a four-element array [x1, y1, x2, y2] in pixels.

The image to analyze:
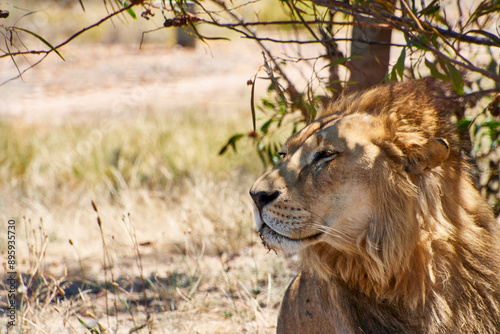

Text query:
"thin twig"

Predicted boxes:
[[210, 0, 310, 119], [443, 88, 500, 100], [0, 53, 48, 86], [240, 35, 405, 47], [0, 2, 140, 85], [404, 30, 500, 82], [0, 2, 137, 59], [400, 0, 424, 31], [193, 18, 391, 29]]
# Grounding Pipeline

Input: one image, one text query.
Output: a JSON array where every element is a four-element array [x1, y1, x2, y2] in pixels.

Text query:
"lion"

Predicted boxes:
[[250, 78, 500, 333]]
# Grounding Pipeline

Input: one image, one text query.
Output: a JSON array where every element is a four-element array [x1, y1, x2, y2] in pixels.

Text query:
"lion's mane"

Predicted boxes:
[[278, 78, 500, 333]]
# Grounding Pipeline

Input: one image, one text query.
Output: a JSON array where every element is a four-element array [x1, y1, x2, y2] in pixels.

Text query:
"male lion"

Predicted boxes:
[[250, 78, 500, 333]]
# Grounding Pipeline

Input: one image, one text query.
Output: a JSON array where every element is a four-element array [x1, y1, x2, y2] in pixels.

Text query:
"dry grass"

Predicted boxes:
[[0, 2, 308, 331], [0, 105, 296, 333]]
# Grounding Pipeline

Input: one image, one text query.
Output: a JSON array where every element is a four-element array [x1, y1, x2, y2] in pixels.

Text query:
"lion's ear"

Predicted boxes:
[[406, 138, 450, 175]]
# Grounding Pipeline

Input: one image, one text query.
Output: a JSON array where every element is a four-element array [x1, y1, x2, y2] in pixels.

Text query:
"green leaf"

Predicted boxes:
[[444, 62, 464, 94], [486, 125, 500, 142], [123, 1, 137, 19], [457, 117, 472, 134], [14, 27, 65, 61], [391, 47, 406, 81], [384, 71, 390, 83], [267, 83, 274, 93], [486, 48, 499, 76], [329, 55, 362, 67], [219, 133, 245, 155], [484, 121, 500, 129], [278, 103, 287, 115], [261, 99, 275, 110], [260, 118, 274, 134], [420, 3, 440, 16], [407, 35, 428, 50], [390, 69, 398, 82], [424, 59, 448, 81], [467, 0, 500, 24]]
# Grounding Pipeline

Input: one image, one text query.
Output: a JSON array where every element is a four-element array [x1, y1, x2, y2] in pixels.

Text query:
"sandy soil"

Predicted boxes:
[[0, 39, 267, 123]]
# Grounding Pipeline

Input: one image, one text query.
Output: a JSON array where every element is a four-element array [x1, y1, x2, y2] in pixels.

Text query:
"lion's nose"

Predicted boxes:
[[250, 190, 280, 210]]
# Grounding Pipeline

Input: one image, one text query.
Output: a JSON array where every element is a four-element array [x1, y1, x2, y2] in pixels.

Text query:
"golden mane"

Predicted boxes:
[[302, 79, 500, 331], [251, 78, 500, 333]]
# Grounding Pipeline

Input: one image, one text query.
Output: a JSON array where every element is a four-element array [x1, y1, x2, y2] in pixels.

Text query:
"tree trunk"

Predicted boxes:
[[348, 15, 394, 91]]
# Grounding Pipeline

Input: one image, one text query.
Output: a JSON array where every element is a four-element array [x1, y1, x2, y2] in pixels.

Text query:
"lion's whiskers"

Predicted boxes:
[[305, 210, 351, 240]]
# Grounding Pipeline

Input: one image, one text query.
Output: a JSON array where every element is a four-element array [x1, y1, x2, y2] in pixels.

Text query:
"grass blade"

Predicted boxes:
[[129, 323, 147, 333], [188, 275, 202, 297]]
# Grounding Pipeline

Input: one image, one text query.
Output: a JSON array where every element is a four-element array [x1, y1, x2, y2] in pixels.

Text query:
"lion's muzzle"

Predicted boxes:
[[253, 204, 264, 232], [250, 189, 280, 232], [250, 190, 280, 211]]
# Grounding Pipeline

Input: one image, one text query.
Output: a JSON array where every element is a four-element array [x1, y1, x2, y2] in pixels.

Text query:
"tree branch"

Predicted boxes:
[[311, 0, 500, 47], [0, 2, 138, 59], [210, 0, 311, 121], [239, 35, 405, 47]]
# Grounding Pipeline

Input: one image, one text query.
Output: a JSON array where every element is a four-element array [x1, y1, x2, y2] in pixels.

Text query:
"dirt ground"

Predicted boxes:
[[0, 39, 268, 122]]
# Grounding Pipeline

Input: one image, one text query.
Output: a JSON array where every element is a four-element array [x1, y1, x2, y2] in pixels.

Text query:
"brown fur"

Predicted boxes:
[[250, 78, 500, 333]]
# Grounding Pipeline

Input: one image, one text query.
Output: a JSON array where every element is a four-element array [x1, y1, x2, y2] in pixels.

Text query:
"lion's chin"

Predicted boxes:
[[258, 223, 323, 253]]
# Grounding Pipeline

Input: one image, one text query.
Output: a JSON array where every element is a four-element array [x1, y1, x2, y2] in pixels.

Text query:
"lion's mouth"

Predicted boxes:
[[259, 223, 323, 241], [258, 222, 324, 252], [253, 204, 323, 252]]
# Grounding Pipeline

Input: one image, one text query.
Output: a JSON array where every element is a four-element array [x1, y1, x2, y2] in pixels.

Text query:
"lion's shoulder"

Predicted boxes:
[[277, 271, 350, 334]]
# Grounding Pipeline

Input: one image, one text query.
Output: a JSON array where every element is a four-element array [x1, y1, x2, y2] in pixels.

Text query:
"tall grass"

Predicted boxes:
[[0, 111, 261, 254], [1, 112, 257, 191]]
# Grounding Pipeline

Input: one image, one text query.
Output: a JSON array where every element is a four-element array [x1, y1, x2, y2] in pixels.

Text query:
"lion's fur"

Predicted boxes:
[[250, 78, 500, 333]]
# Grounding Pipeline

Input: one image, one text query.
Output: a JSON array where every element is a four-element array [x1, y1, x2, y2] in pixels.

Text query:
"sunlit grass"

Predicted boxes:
[[0, 109, 264, 254], [0, 110, 292, 333], [0, 112, 258, 195]]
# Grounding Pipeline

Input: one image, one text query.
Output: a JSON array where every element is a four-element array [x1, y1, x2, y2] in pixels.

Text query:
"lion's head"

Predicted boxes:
[[251, 113, 385, 252], [250, 79, 500, 332]]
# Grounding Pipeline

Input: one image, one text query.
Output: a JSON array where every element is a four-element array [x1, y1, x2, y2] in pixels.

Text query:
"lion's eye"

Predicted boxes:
[[278, 151, 286, 158], [313, 150, 337, 163]]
